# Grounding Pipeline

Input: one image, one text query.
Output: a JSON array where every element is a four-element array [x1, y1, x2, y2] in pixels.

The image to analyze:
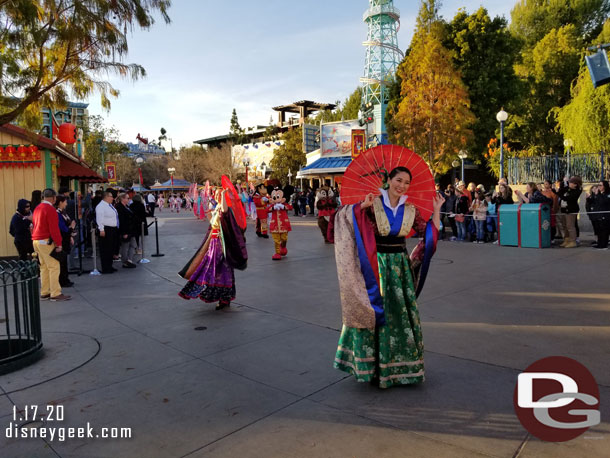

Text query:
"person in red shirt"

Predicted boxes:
[[31, 188, 70, 301]]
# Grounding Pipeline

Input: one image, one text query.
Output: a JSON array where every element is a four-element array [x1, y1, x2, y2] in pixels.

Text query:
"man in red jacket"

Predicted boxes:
[[32, 188, 70, 301]]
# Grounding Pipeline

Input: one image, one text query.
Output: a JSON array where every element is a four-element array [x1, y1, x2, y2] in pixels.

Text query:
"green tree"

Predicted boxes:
[[508, 0, 610, 154], [229, 108, 247, 145], [309, 88, 362, 124], [270, 127, 304, 184], [512, 25, 583, 154], [510, 0, 610, 47], [340, 88, 362, 120], [554, 20, 610, 153], [82, 114, 128, 172], [0, 0, 171, 127], [159, 127, 167, 146], [263, 115, 279, 142], [444, 7, 520, 160]]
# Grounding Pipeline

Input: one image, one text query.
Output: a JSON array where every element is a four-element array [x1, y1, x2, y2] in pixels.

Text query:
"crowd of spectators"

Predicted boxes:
[[438, 175, 605, 249], [8, 186, 157, 300]]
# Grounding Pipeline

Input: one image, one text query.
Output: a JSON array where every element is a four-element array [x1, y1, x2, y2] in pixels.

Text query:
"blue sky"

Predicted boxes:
[[88, 1, 515, 148]]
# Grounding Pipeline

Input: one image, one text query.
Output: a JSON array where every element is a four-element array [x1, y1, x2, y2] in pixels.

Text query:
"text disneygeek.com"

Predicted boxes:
[[6, 422, 132, 441], [5, 404, 132, 442]]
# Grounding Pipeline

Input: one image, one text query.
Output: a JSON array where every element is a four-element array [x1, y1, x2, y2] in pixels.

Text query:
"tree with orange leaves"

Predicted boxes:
[[390, 24, 475, 176]]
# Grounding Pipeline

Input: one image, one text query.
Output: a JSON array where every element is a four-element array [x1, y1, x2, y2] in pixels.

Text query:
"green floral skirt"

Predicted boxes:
[[334, 252, 424, 388]]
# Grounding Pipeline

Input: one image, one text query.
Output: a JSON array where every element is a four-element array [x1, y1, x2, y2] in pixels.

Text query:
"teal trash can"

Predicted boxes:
[[520, 203, 551, 248], [498, 204, 521, 246]]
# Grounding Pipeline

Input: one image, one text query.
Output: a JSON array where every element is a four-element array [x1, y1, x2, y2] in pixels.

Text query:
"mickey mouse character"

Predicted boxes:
[[316, 186, 338, 243], [267, 188, 293, 260]]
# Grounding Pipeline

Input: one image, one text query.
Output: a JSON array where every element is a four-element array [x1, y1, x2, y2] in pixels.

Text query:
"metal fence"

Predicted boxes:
[[0, 260, 43, 374], [507, 152, 609, 184]]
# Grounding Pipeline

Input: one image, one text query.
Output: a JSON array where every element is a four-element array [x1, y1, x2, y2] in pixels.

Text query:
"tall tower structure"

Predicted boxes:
[[360, 0, 403, 144]]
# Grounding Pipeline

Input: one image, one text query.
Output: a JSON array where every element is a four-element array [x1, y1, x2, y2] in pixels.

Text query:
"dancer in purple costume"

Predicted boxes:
[[178, 189, 248, 310]]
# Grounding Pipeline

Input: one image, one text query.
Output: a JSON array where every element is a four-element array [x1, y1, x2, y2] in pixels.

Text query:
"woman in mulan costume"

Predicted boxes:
[[178, 188, 248, 310], [332, 166, 444, 388]]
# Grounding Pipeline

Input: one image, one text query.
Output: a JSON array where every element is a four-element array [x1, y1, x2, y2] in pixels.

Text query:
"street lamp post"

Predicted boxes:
[[242, 157, 250, 183], [458, 150, 468, 182], [287, 169, 292, 185], [136, 157, 144, 186], [564, 138, 573, 178], [451, 159, 460, 184], [496, 108, 508, 180], [167, 167, 176, 195]]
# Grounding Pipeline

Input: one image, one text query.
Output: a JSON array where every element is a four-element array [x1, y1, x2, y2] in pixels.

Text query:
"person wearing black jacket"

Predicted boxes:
[[442, 185, 458, 240], [9, 199, 33, 260], [55, 195, 75, 287], [557, 176, 583, 248], [130, 194, 148, 254], [593, 181, 610, 249], [116, 192, 138, 268]]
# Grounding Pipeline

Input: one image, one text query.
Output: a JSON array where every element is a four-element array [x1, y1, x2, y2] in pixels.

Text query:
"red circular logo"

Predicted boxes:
[[514, 356, 600, 442]]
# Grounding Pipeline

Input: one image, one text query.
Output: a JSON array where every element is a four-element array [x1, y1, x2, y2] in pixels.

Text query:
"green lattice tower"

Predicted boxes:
[[361, 0, 403, 144]]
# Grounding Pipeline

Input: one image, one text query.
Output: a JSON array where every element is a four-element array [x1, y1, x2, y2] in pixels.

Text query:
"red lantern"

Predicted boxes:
[[58, 123, 77, 144], [5, 144, 16, 157], [28, 145, 40, 167], [16, 145, 27, 167]]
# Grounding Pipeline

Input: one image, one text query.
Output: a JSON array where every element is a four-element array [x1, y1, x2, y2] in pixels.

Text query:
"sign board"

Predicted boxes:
[[105, 161, 117, 185]]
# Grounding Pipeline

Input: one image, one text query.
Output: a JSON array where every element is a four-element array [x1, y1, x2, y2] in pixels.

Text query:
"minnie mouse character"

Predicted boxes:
[[267, 188, 293, 260], [253, 182, 269, 238]]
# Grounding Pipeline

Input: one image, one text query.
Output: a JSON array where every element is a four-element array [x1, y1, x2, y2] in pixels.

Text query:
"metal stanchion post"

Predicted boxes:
[[139, 222, 150, 264], [90, 227, 101, 276], [151, 217, 165, 257]]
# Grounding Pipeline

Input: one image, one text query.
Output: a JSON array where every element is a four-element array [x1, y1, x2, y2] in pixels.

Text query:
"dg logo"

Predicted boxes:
[[514, 356, 601, 442]]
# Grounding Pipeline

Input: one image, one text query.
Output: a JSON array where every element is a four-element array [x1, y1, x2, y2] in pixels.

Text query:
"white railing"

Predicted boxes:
[[363, 4, 400, 22]]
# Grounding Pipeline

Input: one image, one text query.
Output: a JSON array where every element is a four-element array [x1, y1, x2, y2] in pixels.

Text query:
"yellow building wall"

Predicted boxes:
[[0, 131, 47, 257]]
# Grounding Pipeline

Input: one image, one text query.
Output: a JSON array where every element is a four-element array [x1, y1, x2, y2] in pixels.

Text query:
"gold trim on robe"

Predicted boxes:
[[372, 197, 416, 237]]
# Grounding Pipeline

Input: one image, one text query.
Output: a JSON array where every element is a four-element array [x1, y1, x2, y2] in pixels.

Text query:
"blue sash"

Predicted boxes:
[[352, 206, 386, 326]]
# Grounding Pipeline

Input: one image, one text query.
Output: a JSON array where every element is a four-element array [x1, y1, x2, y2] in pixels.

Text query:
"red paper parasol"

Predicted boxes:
[[340, 144, 436, 222], [221, 175, 247, 230]]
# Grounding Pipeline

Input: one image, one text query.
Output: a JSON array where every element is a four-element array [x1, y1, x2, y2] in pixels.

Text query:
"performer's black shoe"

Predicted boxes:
[[256, 231, 262, 237], [262, 234, 269, 239], [216, 300, 230, 310]]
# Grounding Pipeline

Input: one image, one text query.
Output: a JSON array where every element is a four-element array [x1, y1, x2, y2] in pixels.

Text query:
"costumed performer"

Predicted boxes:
[[332, 166, 444, 388], [178, 188, 248, 310], [253, 183, 269, 238], [267, 188, 293, 260], [316, 186, 338, 244]]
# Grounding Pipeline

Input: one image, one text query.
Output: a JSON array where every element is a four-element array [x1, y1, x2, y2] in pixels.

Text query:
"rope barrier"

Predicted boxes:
[[438, 209, 610, 219]]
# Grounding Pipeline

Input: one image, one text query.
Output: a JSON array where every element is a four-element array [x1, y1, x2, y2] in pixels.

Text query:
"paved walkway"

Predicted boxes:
[[1, 212, 608, 457]]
